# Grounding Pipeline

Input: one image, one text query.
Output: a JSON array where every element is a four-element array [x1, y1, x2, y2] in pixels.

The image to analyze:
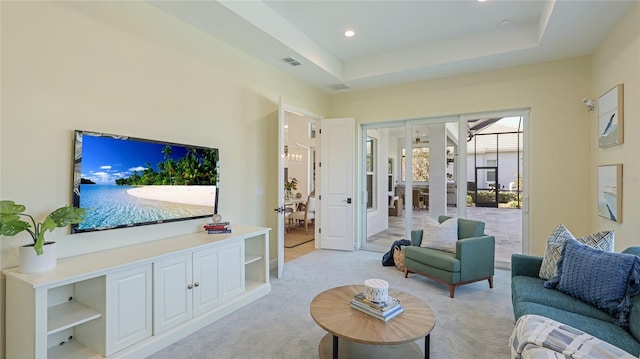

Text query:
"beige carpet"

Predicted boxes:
[[285, 224, 315, 248], [148, 249, 514, 359]]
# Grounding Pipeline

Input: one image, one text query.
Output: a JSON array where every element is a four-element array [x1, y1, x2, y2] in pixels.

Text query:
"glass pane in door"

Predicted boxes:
[[363, 126, 406, 252]]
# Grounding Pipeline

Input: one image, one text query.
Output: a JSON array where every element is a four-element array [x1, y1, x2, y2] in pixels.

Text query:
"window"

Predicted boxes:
[[401, 147, 430, 182], [309, 122, 316, 139], [366, 138, 375, 209], [486, 159, 496, 183]]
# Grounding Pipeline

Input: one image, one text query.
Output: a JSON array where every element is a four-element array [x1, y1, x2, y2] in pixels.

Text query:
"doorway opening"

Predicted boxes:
[[282, 110, 317, 262]]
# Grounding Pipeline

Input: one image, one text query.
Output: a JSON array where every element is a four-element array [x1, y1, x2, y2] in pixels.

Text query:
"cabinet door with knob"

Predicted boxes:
[[153, 245, 227, 334], [153, 253, 193, 334], [192, 247, 222, 317]]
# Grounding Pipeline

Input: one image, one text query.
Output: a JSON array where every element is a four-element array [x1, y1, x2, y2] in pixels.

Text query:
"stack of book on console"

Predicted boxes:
[[204, 222, 231, 234], [350, 292, 403, 321]]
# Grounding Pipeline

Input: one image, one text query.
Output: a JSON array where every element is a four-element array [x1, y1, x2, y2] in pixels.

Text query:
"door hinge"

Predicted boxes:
[[319, 228, 321, 234], [319, 162, 321, 167], [319, 129, 322, 134], [319, 195, 321, 200]]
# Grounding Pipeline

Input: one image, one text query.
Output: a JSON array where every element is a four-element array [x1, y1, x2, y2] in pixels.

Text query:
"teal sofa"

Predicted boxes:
[[511, 247, 640, 356], [403, 216, 495, 298]]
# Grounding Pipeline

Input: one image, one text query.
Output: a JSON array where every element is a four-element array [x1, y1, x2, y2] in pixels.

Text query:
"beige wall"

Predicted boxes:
[[329, 57, 594, 256], [1, 0, 328, 258], [590, 2, 640, 251], [0, 2, 328, 355], [1, 1, 638, 357]]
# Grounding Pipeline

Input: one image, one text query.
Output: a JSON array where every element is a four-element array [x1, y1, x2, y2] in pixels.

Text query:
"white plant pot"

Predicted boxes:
[[19, 241, 57, 274]]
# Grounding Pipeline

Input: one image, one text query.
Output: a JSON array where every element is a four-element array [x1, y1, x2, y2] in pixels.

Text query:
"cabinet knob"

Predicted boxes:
[[187, 284, 193, 290], [194, 282, 200, 287]]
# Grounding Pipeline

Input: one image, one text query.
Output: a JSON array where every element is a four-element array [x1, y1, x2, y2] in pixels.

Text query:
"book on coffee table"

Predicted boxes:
[[352, 292, 400, 312], [350, 300, 404, 321]]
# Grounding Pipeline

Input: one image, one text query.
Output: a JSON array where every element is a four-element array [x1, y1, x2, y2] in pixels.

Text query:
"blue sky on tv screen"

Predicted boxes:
[[81, 134, 192, 185]]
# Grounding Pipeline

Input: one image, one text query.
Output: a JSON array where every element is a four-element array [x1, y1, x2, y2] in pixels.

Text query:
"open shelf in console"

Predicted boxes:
[[48, 301, 102, 335], [46, 276, 106, 357], [244, 233, 268, 286], [244, 254, 262, 265], [48, 339, 101, 359]]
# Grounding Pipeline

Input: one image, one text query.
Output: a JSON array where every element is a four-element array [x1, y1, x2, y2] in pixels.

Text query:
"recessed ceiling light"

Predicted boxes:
[[478, 0, 487, 2], [344, 30, 355, 37], [498, 19, 511, 27]]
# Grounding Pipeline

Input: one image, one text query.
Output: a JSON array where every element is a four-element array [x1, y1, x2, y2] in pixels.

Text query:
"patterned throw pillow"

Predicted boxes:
[[421, 216, 458, 253], [539, 225, 614, 280], [545, 238, 640, 328], [539, 225, 575, 280]]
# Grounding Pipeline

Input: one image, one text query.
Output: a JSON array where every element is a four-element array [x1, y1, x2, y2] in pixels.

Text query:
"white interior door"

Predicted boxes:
[[277, 101, 321, 277], [320, 118, 355, 251]]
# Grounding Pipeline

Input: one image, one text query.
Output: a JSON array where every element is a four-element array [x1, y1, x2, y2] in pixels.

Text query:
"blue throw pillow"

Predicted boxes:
[[544, 238, 640, 328]]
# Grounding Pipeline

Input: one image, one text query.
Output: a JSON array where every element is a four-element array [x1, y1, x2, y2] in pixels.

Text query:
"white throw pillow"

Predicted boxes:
[[420, 216, 458, 253], [538, 224, 615, 280]]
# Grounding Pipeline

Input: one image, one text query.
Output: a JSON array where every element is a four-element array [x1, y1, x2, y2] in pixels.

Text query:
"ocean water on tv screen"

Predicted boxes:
[[77, 184, 215, 230]]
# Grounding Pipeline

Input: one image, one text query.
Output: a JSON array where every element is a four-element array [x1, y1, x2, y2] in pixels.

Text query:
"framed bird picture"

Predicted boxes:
[[598, 164, 622, 223], [598, 84, 624, 148]]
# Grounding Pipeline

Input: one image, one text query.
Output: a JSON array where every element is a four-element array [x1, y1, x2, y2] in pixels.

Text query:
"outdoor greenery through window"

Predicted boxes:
[[401, 147, 430, 182]]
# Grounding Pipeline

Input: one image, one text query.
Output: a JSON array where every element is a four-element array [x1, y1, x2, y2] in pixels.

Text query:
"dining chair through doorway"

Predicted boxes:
[[286, 193, 316, 232]]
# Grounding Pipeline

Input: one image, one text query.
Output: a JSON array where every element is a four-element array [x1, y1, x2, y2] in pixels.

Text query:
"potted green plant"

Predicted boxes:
[[0, 200, 87, 273], [284, 177, 298, 200]]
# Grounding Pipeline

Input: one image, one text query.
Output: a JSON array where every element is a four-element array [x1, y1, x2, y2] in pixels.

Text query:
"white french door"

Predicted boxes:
[[276, 100, 322, 277], [319, 118, 355, 251]]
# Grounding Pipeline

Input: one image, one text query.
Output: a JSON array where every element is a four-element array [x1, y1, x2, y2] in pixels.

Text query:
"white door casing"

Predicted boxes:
[[320, 118, 355, 251], [277, 99, 286, 278]]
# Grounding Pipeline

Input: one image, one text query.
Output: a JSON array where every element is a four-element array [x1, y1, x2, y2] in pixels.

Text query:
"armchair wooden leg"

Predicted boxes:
[[448, 285, 455, 299], [403, 268, 409, 278], [488, 276, 494, 289]]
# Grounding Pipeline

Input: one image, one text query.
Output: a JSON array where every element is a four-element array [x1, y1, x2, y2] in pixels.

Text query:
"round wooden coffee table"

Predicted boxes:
[[310, 285, 435, 359]]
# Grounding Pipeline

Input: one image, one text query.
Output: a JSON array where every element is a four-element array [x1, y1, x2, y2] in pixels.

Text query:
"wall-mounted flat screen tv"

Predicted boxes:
[[71, 130, 219, 233]]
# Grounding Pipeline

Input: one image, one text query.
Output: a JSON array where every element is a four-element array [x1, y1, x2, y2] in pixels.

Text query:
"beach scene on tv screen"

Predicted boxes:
[[76, 133, 217, 231]]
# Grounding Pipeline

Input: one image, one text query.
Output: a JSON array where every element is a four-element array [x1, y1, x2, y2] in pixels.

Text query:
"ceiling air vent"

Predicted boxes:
[[282, 57, 302, 67], [328, 83, 349, 91]]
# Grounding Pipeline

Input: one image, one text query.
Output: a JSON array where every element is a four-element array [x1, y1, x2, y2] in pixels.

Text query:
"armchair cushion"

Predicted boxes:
[[404, 246, 460, 272], [420, 216, 457, 253]]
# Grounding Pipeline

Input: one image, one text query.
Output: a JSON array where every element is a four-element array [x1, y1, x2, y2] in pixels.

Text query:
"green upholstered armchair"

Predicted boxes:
[[403, 216, 495, 298]]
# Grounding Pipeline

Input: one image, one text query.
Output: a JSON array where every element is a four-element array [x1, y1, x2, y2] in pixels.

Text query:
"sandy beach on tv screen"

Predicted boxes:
[[127, 185, 216, 207]]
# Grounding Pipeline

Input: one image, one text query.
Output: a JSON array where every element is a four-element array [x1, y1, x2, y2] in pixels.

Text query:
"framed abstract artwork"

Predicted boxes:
[[597, 164, 622, 223], [598, 84, 624, 148]]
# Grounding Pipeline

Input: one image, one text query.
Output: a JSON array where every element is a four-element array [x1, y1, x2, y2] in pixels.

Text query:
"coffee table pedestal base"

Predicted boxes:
[[318, 334, 425, 359]]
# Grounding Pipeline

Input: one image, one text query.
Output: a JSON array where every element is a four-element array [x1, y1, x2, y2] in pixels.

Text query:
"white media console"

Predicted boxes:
[[4, 225, 271, 359]]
